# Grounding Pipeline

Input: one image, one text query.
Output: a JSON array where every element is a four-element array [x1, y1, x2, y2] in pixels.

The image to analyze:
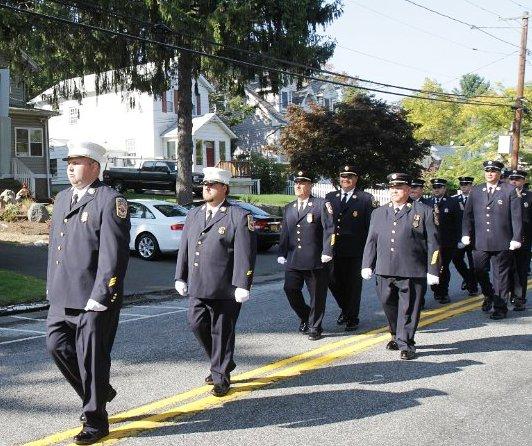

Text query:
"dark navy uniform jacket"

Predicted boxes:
[[324, 189, 375, 257], [362, 199, 440, 278], [426, 195, 461, 248], [518, 189, 532, 249], [47, 180, 131, 310], [278, 196, 334, 270], [462, 181, 522, 251], [175, 200, 256, 300]]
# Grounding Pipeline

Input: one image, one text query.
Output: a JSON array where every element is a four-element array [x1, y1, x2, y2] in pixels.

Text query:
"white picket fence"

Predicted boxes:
[[284, 180, 391, 204]]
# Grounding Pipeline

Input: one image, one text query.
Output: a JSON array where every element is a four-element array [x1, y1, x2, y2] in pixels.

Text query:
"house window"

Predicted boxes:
[[195, 93, 202, 116], [49, 159, 58, 177], [69, 107, 79, 124], [195, 139, 203, 166], [167, 91, 174, 114], [219, 141, 226, 162], [281, 91, 289, 108], [15, 128, 43, 157], [166, 141, 177, 159], [125, 139, 136, 153]]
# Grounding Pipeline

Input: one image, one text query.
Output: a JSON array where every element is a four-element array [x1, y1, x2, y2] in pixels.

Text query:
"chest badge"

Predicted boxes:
[[497, 199, 503, 205], [81, 211, 88, 223], [307, 213, 313, 223], [352, 210, 358, 218], [444, 208, 449, 213], [525, 202, 529, 208], [413, 214, 421, 228], [218, 226, 226, 235]]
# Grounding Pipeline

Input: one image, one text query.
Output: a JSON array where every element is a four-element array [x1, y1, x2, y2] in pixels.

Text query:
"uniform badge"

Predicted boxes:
[[247, 215, 255, 231], [413, 214, 421, 228], [325, 202, 333, 214], [220, 206, 227, 212], [81, 211, 88, 222], [525, 202, 529, 208], [406, 203, 412, 208], [308, 202, 313, 206], [444, 208, 449, 213], [88, 188, 95, 195], [307, 213, 313, 223], [218, 226, 226, 235], [352, 210, 358, 218], [115, 197, 128, 219], [497, 199, 503, 205]]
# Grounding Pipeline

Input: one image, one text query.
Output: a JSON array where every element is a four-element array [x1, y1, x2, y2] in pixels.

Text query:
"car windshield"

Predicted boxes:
[[153, 204, 188, 217], [166, 162, 177, 172], [231, 201, 270, 216]]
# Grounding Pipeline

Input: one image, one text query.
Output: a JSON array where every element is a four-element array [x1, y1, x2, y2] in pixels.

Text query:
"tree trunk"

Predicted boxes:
[[175, 50, 194, 205]]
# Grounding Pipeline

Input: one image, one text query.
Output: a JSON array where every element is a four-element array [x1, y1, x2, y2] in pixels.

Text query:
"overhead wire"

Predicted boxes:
[[0, 1, 514, 108], [40, 0, 513, 102]]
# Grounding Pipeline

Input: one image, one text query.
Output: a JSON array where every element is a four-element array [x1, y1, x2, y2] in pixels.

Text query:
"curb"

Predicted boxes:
[[0, 272, 285, 316]]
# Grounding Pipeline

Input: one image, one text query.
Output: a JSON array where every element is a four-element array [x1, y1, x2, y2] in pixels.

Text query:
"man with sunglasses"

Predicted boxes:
[[461, 160, 522, 319], [175, 167, 256, 397], [427, 178, 467, 304]]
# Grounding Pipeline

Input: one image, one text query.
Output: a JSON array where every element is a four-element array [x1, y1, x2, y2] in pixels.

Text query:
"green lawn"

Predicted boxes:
[[0, 269, 46, 306]]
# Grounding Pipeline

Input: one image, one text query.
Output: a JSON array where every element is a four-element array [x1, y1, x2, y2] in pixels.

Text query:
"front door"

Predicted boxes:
[[205, 141, 215, 167]]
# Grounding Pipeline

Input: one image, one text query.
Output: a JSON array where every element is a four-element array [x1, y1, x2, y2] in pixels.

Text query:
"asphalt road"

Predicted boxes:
[[0, 272, 530, 446], [0, 242, 281, 296]]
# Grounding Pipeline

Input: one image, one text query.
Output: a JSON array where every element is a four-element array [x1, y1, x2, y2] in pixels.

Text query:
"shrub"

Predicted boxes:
[[249, 152, 289, 194], [0, 203, 22, 222]]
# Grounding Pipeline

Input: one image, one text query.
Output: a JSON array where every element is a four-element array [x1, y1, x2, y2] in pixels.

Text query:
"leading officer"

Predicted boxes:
[[461, 160, 522, 319], [175, 167, 256, 397], [46, 141, 130, 445], [325, 165, 376, 331], [278, 171, 334, 340], [362, 173, 440, 360]]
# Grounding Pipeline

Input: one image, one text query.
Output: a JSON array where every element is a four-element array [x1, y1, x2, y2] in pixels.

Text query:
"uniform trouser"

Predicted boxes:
[[512, 247, 531, 304], [46, 306, 120, 433], [284, 267, 329, 332], [472, 250, 510, 311], [376, 275, 426, 352], [187, 297, 241, 386], [431, 247, 455, 298], [452, 246, 478, 291], [329, 256, 363, 322]]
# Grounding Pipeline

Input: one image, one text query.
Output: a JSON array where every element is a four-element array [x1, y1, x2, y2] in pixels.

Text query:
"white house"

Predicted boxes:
[[31, 69, 236, 173]]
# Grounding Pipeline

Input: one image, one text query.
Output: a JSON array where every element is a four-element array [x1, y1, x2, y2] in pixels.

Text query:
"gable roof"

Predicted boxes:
[[161, 112, 237, 139]]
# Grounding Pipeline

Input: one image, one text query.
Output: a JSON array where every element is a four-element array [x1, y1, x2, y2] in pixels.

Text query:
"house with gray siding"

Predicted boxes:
[[0, 54, 56, 200]]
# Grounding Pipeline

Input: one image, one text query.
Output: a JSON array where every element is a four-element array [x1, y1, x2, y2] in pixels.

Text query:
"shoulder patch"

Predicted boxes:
[[247, 214, 255, 231], [372, 200, 379, 208], [115, 197, 128, 219]]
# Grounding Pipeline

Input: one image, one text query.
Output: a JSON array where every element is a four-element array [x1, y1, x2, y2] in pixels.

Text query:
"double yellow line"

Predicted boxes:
[[23, 291, 499, 446]]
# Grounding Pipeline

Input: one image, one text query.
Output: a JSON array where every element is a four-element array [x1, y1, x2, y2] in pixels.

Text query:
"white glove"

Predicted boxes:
[[361, 268, 373, 280], [84, 299, 108, 312], [461, 236, 471, 246], [457, 242, 465, 249], [427, 273, 440, 285], [277, 256, 287, 265], [321, 254, 332, 263], [509, 240, 522, 250], [175, 280, 188, 296], [235, 287, 250, 303]]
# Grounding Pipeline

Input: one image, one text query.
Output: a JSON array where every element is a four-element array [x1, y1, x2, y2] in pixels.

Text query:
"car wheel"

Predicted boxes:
[[135, 232, 160, 260], [257, 242, 274, 252], [113, 180, 126, 193]]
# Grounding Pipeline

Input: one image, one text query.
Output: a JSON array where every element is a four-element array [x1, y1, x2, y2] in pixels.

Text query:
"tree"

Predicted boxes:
[[209, 90, 256, 127], [454, 73, 490, 98], [279, 94, 430, 187], [0, 0, 342, 203]]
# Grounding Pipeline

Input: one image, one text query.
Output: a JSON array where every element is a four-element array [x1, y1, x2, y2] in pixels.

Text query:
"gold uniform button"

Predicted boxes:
[[57, 246, 61, 251], [60, 232, 64, 237], [197, 241, 202, 245], [487, 206, 491, 210], [391, 239, 395, 243], [56, 260, 60, 265], [393, 222, 397, 226], [487, 229, 490, 232], [487, 222, 490, 225], [298, 245, 302, 249], [297, 224, 301, 228], [390, 247, 395, 252], [297, 238, 301, 241], [297, 231, 300, 234], [486, 214, 490, 217], [195, 252, 200, 255], [392, 230, 396, 234], [194, 262, 199, 266]]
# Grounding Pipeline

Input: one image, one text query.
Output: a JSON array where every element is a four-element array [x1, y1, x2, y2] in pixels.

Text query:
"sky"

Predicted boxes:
[[324, 0, 531, 101]]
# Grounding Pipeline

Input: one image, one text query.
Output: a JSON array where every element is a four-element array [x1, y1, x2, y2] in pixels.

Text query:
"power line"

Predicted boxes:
[[348, 0, 511, 55], [507, 0, 529, 9], [41, 0, 512, 101], [462, 0, 504, 19], [442, 51, 518, 85], [403, 0, 522, 49], [0, 2, 513, 108]]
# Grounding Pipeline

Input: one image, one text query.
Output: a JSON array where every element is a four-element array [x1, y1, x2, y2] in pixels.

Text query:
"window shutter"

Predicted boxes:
[[174, 90, 178, 113], [162, 93, 167, 113]]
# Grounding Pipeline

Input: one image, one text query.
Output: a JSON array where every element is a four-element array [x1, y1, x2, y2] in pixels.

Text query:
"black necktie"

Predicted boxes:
[[205, 210, 212, 226], [71, 193, 78, 210], [341, 193, 348, 210], [487, 187, 493, 198], [298, 202, 305, 217], [394, 207, 399, 215]]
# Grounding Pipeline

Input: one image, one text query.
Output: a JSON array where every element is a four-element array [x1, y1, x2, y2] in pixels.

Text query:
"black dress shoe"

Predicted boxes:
[[439, 295, 451, 304], [468, 288, 479, 296], [345, 319, 358, 332], [205, 373, 230, 385], [481, 298, 493, 312], [400, 350, 416, 360], [386, 340, 399, 350], [490, 310, 507, 320], [461, 280, 467, 291], [308, 331, 323, 341], [336, 313, 346, 325], [211, 383, 230, 397], [73, 429, 109, 445], [80, 385, 117, 422], [298, 321, 309, 333], [513, 301, 526, 311]]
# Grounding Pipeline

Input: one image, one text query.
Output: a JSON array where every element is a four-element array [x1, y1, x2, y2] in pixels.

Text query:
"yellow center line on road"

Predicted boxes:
[[23, 292, 491, 446]]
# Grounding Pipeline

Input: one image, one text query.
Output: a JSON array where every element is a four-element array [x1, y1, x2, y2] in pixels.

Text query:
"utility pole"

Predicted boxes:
[[511, 11, 528, 170]]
